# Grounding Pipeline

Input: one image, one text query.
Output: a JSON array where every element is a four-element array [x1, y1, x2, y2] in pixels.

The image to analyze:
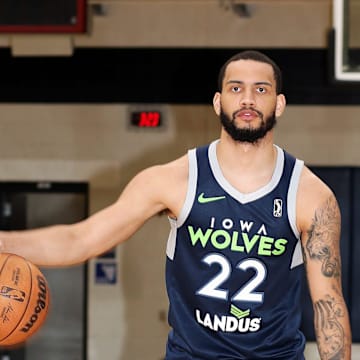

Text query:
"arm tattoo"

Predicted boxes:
[[305, 196, 341, 277], [314, 294, 346, 359]]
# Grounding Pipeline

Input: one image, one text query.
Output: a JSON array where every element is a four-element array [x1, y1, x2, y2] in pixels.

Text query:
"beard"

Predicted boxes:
[[220, 106, 277, 144]]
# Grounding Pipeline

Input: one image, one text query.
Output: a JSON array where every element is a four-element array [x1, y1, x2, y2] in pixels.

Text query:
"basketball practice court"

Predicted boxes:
[[0, 0, 360, 359]]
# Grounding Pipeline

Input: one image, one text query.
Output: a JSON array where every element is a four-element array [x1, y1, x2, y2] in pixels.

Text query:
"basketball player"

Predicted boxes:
[[0, 51, 352, 359]]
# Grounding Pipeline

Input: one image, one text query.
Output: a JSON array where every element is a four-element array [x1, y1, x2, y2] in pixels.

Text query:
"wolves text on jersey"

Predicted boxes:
[[187, 217, 288, 256]]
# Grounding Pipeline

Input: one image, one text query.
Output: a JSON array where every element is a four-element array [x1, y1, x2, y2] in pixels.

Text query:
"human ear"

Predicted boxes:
[[275, 94, 286, 117], [213, 92, 221, 116]]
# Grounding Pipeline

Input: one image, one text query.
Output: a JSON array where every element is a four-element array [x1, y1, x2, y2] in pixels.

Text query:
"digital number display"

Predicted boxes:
[[130, 111, 162, 128]]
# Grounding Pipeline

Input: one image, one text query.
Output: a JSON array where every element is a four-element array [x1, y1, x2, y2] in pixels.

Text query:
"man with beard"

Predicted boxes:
[[0, 51, 352, 359]]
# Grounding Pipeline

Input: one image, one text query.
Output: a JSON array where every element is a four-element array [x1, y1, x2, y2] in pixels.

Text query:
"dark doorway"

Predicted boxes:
[[0, 181, 88, 360]]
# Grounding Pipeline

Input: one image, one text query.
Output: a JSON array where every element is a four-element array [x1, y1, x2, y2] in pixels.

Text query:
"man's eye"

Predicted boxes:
[[232, 87, 241, 92], [257, 87, 266, 93]]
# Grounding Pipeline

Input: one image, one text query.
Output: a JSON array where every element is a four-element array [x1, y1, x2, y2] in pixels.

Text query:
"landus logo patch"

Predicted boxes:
[[195, 305, 262, 333]]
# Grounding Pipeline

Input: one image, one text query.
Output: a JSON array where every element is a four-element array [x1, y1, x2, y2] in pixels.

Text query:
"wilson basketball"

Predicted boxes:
[[0, 253, 50, 346]]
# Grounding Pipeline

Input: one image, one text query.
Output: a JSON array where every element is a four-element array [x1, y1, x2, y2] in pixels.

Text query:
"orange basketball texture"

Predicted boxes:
[[0, 253, 50, 346]]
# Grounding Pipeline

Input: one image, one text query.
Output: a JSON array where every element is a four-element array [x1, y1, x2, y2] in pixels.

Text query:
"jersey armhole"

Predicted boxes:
[[166, 149, 197, 260], [176, 148, 198, 227], [288, 158, 304, 269]]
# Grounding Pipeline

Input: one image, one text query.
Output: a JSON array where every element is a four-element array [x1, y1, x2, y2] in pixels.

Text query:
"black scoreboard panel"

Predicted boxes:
[[0, 0, 86, 32]]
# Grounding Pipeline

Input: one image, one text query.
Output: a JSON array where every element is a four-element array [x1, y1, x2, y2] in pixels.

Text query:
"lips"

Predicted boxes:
[[235, 109, 259, 120]]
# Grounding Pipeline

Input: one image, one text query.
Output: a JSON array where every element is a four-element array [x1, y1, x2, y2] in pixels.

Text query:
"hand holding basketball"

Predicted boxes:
[[0, 253, 50, 346]]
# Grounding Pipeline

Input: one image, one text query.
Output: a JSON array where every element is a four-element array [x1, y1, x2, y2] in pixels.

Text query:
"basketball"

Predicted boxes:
[[0, 253, 50, 346]]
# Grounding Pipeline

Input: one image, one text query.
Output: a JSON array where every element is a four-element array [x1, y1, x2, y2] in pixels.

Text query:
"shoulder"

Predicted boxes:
[[298, 166, 334, 201], [135, 153, 189, 186], [296, 165, 340, 236], [125, 153, 190, 217]]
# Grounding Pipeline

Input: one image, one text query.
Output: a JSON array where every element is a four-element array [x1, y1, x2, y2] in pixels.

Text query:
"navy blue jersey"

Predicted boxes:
[[165, 140, 306, 359]]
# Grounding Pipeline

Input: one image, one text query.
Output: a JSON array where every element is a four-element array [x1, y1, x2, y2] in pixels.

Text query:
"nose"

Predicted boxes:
[[240, 88, 255, 107]]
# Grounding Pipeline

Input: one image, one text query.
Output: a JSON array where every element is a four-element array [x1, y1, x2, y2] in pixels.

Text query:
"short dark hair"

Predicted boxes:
[[217, 50, 282, 94]]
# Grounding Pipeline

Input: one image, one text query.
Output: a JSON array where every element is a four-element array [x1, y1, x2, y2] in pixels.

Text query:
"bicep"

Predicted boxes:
[[301, 193, 342, 281], [300, 186, 344, 305]]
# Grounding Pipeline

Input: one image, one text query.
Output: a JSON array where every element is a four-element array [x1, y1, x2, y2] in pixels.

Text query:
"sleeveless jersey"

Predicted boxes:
[[165, 140, 306, 359]]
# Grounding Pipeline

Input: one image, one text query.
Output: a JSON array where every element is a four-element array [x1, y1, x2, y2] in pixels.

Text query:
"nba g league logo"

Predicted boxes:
[[273, 199, 283, 218]]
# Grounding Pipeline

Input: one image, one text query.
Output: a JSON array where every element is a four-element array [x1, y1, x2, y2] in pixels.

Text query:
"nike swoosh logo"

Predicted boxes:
[[198, 192, 226, 204]]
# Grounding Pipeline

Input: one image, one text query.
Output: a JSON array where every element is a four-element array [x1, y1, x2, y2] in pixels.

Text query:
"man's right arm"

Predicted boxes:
[[0, 159, 187, 267]]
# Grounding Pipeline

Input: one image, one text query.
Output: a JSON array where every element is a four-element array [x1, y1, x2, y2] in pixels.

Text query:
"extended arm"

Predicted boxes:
[[299, 169, 352, 359], [0, 159, 187, 267]]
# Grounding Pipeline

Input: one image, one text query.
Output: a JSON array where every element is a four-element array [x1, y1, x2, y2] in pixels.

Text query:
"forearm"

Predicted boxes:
[[0, 172, 166, 267], [314, 294, 352, 360], [0, 224, 86, 267]]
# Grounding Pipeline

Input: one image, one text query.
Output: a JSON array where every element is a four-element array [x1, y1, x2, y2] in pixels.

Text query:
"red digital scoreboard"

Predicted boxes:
[[130, 111, 162, 128]]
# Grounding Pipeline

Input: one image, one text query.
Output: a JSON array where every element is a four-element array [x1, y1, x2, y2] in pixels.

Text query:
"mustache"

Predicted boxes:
[[232, 107, 263, 119]]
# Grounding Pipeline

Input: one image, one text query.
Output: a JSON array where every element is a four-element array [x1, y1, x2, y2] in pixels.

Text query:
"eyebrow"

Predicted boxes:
[[226, 80, 273, 87]]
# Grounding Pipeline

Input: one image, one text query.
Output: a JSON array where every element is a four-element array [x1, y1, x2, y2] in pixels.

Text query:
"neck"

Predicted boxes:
[[218, 128, 275, 164], [215, 129, 277, 193]]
